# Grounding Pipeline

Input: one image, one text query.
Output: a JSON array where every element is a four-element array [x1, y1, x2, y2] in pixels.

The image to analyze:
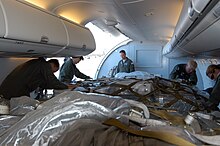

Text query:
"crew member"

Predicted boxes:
[[0, 58, 74, 100], [116, 50, 135, 73], [59, 56, 91, 84], [169, 60, 198, 85], [204, 64, 220, 110]]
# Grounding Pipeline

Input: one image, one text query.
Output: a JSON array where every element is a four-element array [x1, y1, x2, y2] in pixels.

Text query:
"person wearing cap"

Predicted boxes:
[[0, 58, 74, 100], [169, 60, 198, 85], [116, 50, 135, 73], [204, 64, 220, 110], [59, 56, 91, 84]]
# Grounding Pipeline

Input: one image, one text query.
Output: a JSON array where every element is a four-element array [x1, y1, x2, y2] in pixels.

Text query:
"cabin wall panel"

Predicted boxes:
[[1, 0, 67, 46]]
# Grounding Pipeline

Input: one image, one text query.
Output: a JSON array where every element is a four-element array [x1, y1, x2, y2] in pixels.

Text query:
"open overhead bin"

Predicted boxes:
[[0, 0, 95, 57]]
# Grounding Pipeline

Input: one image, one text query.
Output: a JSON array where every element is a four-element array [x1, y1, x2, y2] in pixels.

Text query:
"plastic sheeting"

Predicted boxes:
[[10, 96, 40, 116], [0, 91, 131, 145], [0, 91, 202, 146], [193, 134, 220, 145], [85, 77, 205, 114], [52, 118, 202, 146], [0, 96, 39, 135], [161, 93, 196, 115], [0, 115, 22, 134], [52, 119, 173, 146], [131, 81, 154, 95], [115, 71, 157, 80]]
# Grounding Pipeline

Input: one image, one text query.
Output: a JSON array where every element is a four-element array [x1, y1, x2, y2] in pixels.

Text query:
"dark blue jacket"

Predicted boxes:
[[169, 64, 197, 85]]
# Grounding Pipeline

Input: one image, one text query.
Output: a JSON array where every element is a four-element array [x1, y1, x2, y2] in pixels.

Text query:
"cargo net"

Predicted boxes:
[[79, 77, 206, 115]]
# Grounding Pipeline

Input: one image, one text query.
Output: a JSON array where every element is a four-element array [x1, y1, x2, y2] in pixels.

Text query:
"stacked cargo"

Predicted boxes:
[[0, 77, 219, 145]]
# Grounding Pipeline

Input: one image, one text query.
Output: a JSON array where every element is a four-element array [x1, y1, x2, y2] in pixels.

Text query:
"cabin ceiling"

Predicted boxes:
[[21, 0, 184, 43]]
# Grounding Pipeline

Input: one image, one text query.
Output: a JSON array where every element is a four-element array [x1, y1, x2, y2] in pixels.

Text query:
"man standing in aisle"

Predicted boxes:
[[116, 50, 135, 73]]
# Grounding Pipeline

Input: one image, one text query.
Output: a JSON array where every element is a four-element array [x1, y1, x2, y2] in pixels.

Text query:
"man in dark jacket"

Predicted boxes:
[[116, 50, 135, 73], [0, 58, 73, 100], [59, 56, 91, 84], [169, 60, 198, 85], [203, 64, 220, 95], [204, 64, 220, 110]]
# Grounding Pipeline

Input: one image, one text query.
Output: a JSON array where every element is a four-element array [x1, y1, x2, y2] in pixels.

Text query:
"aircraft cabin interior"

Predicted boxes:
[[0, 0, 220, 145]]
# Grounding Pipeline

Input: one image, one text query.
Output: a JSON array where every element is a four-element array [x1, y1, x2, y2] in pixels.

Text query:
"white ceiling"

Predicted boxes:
[[22, 0, 184, 43]]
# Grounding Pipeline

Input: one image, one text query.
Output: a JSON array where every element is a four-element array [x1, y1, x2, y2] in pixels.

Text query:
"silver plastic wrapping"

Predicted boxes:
[[51, 118, 170, 146], [192, 134, 220, 145], [0, 91, 131, 146], [131, 81, 154, 95], [38, 91, 126, 110], [0, 90, 208, 145], [52, 118, 202, 146], [153, 93, 195, 115], [10, 96, 40, 116], [0, 115, 22, 134], [92, 78, 201, 114], [114, 71, 155, 80], [52, 119, 174, 146], [94, 79, 138, 95], [169, 94, 196, 114]]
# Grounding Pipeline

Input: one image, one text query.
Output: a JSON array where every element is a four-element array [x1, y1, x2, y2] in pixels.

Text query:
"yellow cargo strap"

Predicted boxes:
[[150, 109, 185, 125], [103, 118, 195, 146], [210, 128, 220, 135]]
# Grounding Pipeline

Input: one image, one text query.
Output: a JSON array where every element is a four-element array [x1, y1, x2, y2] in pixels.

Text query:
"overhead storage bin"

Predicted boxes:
[[164, 45, 194, 58], [0, 39, 65, 57], [176, 2, 220, 57], [0, 0, 67, 46], [163, 0, 218, 58], [0, 3, 5, 37], [0, 0, 96, 57], [59, 20, 96, 56], [180, 20, 220, 57]]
